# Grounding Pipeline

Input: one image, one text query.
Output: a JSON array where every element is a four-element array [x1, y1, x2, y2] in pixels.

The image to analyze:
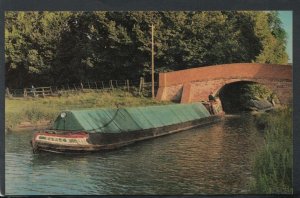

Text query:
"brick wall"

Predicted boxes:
[[156, 63, 292, 104]]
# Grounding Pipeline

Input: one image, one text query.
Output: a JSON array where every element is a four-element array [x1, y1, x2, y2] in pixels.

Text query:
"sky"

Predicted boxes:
[[278, 11, 293, 63]]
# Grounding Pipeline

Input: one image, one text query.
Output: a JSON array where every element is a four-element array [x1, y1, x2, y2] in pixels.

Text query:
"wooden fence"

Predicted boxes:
[[23, 87, 53, 98], [6, 77, 158, 98]]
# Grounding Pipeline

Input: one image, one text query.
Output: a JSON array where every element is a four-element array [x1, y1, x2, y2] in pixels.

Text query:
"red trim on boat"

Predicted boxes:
[[34, 131, 89, 139]]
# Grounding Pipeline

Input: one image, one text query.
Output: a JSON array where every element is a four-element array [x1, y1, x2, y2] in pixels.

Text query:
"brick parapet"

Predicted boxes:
[[158, 63, 292, 87], [156, 63, 292, 105]]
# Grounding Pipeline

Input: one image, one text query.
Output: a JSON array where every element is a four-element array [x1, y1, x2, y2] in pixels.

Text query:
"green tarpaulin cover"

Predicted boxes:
[[52, 102, 211, 133]]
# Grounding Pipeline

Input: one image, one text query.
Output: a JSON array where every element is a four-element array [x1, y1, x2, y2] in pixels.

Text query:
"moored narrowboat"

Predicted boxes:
[[31, 102, 223, 153]]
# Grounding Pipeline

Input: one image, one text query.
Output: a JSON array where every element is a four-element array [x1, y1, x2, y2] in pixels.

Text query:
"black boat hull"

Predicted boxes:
[[31, 115, 222, 153]]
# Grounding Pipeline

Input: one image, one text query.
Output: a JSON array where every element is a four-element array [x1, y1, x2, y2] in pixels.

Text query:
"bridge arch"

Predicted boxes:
[[156, 63, 292, 104], [212, 79, 278, 97], [215, 80, 279, 113]]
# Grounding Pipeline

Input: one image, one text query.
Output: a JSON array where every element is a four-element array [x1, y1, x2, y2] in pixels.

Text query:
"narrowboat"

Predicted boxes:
[[31, 101, 223, 153]]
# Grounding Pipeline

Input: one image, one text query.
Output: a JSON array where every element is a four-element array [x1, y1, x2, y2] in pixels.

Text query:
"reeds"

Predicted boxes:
[[251, 107, 292, 194]]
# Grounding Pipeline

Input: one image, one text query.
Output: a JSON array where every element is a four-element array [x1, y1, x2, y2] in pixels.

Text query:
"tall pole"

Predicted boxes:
[[151, 24, 155, 99]]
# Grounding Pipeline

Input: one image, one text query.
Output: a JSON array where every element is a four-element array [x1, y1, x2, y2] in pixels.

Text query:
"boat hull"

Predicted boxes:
[[31, 115, 222, 153]]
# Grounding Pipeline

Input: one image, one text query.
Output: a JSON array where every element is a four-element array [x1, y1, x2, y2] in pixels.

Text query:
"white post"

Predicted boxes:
[[151, 24, 155, 99]]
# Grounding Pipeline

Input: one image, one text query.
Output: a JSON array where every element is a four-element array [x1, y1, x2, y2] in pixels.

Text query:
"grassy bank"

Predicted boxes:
[[251, 107, 292, 194], [5, 90, 170, 130]]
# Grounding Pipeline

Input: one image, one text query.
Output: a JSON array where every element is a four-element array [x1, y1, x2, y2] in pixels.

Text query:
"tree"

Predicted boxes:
[[250, 11, 288, 64], [5, 11, 71, 88], [5, 11, 289, 88]]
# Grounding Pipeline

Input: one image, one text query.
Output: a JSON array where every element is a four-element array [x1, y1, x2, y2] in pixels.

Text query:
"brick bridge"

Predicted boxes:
[[156, 63, 292, 104]]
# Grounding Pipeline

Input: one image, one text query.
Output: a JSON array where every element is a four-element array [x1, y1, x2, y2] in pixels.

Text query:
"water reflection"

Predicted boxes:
[[6, 114, 261, 195]]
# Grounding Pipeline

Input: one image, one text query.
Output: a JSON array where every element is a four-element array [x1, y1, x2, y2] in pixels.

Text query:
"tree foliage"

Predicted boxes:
[[5, 11, 71, 87], [5, 11, 288, 88]]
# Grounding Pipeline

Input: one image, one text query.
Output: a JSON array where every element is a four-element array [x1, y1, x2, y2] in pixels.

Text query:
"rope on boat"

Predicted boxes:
[[87, 103, 121, 132]]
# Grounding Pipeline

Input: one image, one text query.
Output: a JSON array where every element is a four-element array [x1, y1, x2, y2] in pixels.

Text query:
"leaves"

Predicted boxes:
[[5, 11, 289, 88]]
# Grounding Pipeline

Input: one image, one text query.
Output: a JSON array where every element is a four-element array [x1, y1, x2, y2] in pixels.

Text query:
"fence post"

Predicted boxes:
[[67, 84, 70, 91], [110, 80, 114, 91], [101, 81, 104, 90], [126, 80, 130, 92], [88, 81, 91, 89], [95, 81, 98, 91], [33, 88, 36, 97], [42, 88, 45, 97], [73, 84, 77, 91], [139, 77, 144, 95], [81, 82, 84, 90], [23, 88, 27, 97], [6, 87, 11, 98], [142, 78, 145, 93], [55, 86, 58, 92]]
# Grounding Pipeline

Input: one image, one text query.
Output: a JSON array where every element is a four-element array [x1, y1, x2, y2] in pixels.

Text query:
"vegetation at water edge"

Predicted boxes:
[[251, 107, 292, 194]]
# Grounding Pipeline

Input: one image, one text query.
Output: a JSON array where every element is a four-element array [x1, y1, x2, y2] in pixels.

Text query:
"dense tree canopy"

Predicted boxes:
[[5, 11, 288, 88]]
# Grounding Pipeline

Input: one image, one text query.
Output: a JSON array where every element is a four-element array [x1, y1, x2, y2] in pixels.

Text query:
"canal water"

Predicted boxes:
[[5, 114, 263, 195]]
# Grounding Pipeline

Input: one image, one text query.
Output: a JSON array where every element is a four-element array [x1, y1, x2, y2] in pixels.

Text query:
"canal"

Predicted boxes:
[[5, 114, 263, 195]]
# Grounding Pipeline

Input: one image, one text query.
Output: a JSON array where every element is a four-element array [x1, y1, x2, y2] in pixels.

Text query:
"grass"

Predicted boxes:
[[250, 107, 292, 194], [5, 90, 171, 129]]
